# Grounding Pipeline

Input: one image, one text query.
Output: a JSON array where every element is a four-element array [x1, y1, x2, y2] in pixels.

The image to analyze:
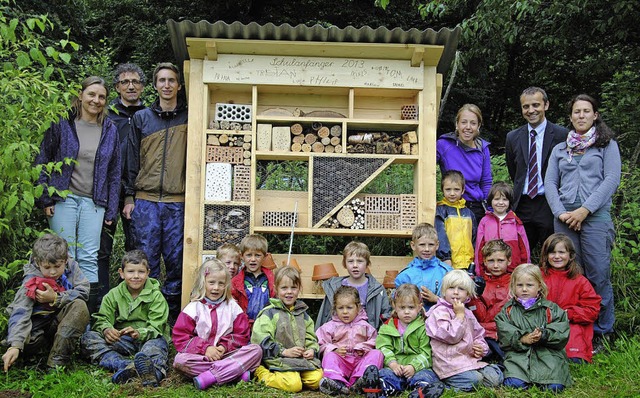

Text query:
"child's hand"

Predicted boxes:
[[452, 298, 466, 319], [104, 328, 121, 344], [2, 347, 20, 372], [389, 361, 403, 377], [402, 364, 416, 378], [354, 349, 365, 357], [302, 349, 315, 360], [471, 343, 484, 358], [420, 287, 438, 303], [335, 347, 347, 356], [283, 347, 304, 358], [520, 328, 542, 345], [205, 345, 225, 361], [35, 283, 57, 304], [119, 327, 140, 340]]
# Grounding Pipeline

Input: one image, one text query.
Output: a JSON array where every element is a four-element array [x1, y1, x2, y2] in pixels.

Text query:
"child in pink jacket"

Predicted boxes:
[[475, 182, 530, 275], [425, 270, 503, 391], [316, 285, 384, 396]]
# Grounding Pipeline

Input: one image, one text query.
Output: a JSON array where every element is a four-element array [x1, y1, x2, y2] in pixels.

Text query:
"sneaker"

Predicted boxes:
[[592, 333, 615, 355], [319, 377, 349, 395], [134, 352, 159, 387], [351, 365, 382, 397], [112, 363, 138, 384], [240, 371, 251, 382], [408, 382, 446, 398]]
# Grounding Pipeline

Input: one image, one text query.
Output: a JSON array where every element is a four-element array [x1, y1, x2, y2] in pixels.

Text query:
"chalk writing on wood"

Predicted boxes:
[[203, 55, 424, 89]]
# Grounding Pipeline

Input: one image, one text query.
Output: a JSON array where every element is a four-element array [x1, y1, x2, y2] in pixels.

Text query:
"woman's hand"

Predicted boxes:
[[44, 206, 55, 217], [560, 207, 590, 231]]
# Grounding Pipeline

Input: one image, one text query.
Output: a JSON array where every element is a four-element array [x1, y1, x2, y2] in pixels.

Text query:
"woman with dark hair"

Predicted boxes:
[[436, 104, 492, 221], [544, 94, 620, 352], [35, 76, 121, 313]]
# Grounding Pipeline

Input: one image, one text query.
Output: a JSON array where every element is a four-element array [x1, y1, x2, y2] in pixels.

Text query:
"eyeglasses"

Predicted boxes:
[[117, 79, 142, 87]]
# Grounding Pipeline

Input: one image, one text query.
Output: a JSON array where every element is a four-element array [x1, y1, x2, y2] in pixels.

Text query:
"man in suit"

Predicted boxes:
[[505, 87, 568, 251]]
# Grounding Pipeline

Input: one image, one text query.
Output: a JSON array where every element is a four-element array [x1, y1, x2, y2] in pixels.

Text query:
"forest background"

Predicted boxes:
[[1, 0, 639, 341]]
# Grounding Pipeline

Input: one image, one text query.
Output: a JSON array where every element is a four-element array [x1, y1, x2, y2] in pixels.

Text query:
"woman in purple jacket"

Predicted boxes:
[[436, 104, 492, 221], [35, 76, 121, 313]]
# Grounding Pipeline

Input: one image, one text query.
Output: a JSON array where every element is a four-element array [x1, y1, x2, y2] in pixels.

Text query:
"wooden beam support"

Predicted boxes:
[[411, 47, 425, 67], [205, 41, 218, 61]]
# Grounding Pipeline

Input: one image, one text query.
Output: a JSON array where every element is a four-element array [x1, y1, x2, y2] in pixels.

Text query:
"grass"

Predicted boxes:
[[1, 335, 640, 398]]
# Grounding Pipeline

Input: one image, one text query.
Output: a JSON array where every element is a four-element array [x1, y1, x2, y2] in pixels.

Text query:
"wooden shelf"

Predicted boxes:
[[253, 226, 412, 238], [347, 119, 418, 130], [255, 116, 346, 124], [255, 151, 418, 163], [205, 129, 252, 135], [203, 200, 251, 206]]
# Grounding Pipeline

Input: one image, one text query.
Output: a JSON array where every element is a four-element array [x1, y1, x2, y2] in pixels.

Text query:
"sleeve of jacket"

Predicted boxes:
[[251, 310, 282, 360], [517, 222, 531, 264], [104, 121, 122, 221], [435, 207, 452, 261], [315, 279, 336, 331], [34, 122, 61, 209], [582, 141, 621, 214], [474, 218, 487, 273], [495, 304, 529, 352], [57, 260, 90, 307], [353, 323, 378, 353], [124, 113, 142, 200], [92, 290, 117, 335], [316, 323, 337, 355], [407, 325, 432, 372], [505, 132, 517, 182], [543, 146, 566, 218], [172, 311, 203, 353], [6, 286, 35, 350], [380, 291, 392, 324], [480, 145, 493, 198], [424, 306, 466, 345], [219, 312, 251, 353], [375, 325, 398, 366], [471, 315, 489, 356], [304, 313, 320, 353], [538, 304, 569, 350], [565, 279, 600, 324], [136, 292, 169, 342], [470, 296, 489, 323]]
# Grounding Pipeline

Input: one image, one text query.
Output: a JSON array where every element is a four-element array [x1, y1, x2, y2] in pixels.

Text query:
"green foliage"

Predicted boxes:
[[0, 0, 77, 332]]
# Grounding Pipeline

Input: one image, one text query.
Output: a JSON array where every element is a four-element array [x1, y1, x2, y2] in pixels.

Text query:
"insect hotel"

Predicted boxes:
[[168, 21, 460, 303]]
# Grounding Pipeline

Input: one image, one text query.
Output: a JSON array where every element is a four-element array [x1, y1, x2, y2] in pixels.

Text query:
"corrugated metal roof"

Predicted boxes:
[[167, 20, 461, 75]]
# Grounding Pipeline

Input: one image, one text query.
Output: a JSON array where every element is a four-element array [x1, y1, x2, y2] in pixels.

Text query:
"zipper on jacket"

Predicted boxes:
[[158, 120, 170, 201]]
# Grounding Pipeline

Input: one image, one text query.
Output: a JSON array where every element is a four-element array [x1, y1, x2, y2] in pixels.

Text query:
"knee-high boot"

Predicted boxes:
[[87, 282, 101, 314]]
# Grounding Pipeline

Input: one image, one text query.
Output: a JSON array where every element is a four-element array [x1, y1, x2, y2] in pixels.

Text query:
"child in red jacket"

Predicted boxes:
[[540, 234, 601, 363], [475, 182, 529, 275], [469, 240, 512, 362]]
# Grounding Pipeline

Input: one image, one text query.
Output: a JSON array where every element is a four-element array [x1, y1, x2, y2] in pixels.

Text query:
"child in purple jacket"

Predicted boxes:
[[425, 270, 503, 391]]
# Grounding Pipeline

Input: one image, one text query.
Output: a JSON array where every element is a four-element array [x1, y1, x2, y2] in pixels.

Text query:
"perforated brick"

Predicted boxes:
[[207, 145, 244, 164], [365, 213, 400, 230], [401, 194, 417, 230], [214, 103, 252, 122], [204, 163, 232, 201], [233, 165, 251, 202], [365, 195, 401, 214], [262, 211, 298, 228]]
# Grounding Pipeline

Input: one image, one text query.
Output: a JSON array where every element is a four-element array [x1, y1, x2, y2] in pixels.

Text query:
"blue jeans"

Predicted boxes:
[[379, 367, 440, 395], [504, 377, 565, 393], [554, 218, 615, 334], [443, 364, 503, 391], [49, 194, 105, 283]]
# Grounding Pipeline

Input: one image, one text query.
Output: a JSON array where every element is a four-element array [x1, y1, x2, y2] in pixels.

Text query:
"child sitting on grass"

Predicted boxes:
[[172, 259, 262, 389], [2, 234, 89, 372], [81, 250, 169, 387], [316, 285, 383, 396], [425, 270, 503, 391], [251, 266, 322, 393], [496, 263, 572, 392], [316, 241, 391, 330]]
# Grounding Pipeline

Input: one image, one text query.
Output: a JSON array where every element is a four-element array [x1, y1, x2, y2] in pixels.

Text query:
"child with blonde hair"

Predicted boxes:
[[540, 234, 600, 363], [216, 243, 242, 278], [316, 241, 391, 330], [425, 270, 503, 391], [172, 259, 262, 390], [317, 285, 384, 395], [496, 263, 571, 392], [376, 284, 442, 398], [251, 266, 322, 393]]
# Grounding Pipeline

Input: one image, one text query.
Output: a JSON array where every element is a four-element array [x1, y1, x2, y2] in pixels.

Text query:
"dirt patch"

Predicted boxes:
[[0, 390, 32, 398]]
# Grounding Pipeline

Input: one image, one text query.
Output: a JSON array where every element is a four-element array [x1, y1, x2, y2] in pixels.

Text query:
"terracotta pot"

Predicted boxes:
[[385, 270, 399, 277], [282, 258, 302, 273], [262, 253, 277, 270], [383, 270, 399, 289], [312, 263, 338, 281]]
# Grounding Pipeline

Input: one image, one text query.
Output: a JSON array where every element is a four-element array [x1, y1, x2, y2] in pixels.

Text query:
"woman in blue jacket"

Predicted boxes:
[[35, 76, 121, 313]]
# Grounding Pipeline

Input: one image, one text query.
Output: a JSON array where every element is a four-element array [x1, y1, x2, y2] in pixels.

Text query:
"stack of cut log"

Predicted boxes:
[[290, 123, 343, 153], [207, 133, 252, 166], [209, 120, 252, 131], [347, 131, 418, 155]]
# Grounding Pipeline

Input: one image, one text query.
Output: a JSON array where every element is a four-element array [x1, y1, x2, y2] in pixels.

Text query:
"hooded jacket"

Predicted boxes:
[[125, 98, 188, 203], [316, 308, 378, 356], [251, 298, 321, 372], [92, 278, 169, 342], [5, 259, 89, 350], [395, 257, 452, 311], [495, 298, 572, 387], [435, 198, 476, 269], [468, 273, 511, 340], [436, 132, 492, 203], [475, 210, 530, 275], [425, 297, 489, 379], [544, 268, 601, 362], [231, 266, 275, 323], [375, 315, 432, 372], [315, 274, 391, 330], [34, 113, 121, 221]]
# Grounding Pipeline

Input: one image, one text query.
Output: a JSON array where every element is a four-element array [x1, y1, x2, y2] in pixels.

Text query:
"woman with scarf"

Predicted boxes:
[[544, 94, 620, 354]]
